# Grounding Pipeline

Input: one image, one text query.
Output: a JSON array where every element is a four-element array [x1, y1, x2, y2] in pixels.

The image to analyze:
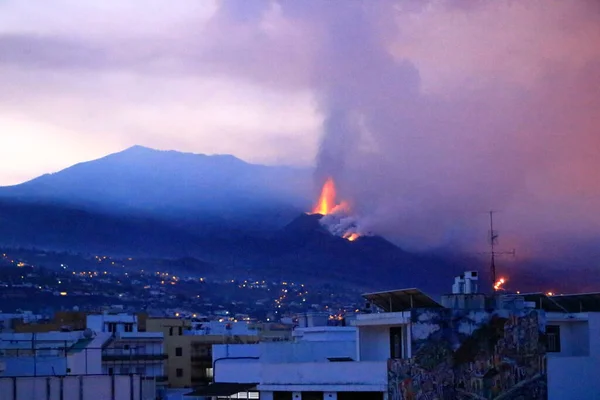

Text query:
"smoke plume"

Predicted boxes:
[[281, 0, 600, 260], [4, 0, 600, 266]]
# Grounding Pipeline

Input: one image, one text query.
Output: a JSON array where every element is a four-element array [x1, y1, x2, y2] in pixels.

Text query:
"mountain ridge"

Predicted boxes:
[[0, 146, 313, 230]]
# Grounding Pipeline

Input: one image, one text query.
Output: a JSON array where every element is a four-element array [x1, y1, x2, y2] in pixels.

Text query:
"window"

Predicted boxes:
[[123, 344, 130, 351], [135, 367, 145, 375], [125, 323, 133, 332], [176, 347, 183, 357], [169, 327, 173, 336], [546, 325, 561, 352], [178, 326, 183, 336], [390, 327, 403, 359], [121, 367, 130, 374], [176, 368, 183, 378], [108, 367, 114, 375], [107, 323, 117, 333]]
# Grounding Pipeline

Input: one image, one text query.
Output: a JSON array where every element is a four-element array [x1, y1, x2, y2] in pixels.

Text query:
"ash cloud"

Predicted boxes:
[[212, 0, 600, 261], [279, 0, 600, 260]]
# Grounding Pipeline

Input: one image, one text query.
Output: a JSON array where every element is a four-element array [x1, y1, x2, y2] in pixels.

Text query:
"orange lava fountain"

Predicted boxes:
[[312, 178, 337, 215]]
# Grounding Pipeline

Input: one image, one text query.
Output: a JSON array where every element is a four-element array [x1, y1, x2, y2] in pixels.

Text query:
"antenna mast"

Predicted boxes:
[[489, 211, 498, 290], [487, 210, 515, 292]]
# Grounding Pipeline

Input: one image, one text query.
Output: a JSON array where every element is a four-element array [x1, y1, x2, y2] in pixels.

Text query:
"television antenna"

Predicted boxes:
[[486, 211, 515, 292]]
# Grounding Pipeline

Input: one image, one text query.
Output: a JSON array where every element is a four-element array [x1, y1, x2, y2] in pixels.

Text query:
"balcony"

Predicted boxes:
[[354, 312, 410, 326], [191, 354, 212, 362], [259, 361, 387, 392], [114, 332, 163, 340]]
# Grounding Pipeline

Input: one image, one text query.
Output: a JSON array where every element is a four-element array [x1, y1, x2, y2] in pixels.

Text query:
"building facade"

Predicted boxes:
[[87, 314, 167, 382], [211, 280, 550, 399]]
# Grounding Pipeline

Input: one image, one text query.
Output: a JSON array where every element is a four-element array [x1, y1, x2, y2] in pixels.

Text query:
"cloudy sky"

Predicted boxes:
[[2, 0, 600, 258]]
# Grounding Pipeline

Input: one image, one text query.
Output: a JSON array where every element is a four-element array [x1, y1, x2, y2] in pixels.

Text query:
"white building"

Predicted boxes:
[[87, 314, 167, 381], [523, 292, 600, 400], [205, 279, 563, 400], [0, 374, 156, 400], [0, 331, 111, 376], [0, 312, 43, 332]]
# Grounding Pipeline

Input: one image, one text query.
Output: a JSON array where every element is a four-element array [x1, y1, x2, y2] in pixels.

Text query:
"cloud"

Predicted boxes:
[[0, 0, 319, 185]]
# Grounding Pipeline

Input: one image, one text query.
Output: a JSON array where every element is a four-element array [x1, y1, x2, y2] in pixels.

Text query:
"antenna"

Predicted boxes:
[[486, 211, 516, 292]]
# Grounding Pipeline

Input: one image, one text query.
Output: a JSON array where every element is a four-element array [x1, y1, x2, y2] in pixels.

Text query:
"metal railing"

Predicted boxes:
[[0, 344, 167, 377]]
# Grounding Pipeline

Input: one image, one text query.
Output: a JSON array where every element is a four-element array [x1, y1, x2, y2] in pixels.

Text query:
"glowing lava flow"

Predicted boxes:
[[312, 178, 337, 215], [344, 232, 360, 242], [494, 277, 506, 291]]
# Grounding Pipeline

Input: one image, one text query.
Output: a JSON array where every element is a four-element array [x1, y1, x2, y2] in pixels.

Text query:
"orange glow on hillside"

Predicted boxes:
[[312, 178, 337, 215], [494, 277, 506, 291], [344, 232, 360, 242]]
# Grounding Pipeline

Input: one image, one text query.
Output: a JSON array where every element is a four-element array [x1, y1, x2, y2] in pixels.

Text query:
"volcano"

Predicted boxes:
[[270, 213, 462, 291]]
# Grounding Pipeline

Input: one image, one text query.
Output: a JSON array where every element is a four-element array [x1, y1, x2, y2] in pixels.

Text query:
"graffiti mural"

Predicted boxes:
[[388, 308, 547, 400]]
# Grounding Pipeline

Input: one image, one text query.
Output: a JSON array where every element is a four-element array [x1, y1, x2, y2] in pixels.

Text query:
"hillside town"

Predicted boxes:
[[0, 249, 363, 325], [2, 270, 599, 400]]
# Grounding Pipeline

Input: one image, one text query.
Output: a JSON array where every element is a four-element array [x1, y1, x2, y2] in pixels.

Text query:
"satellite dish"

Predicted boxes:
[[83, 328, 94, 339]]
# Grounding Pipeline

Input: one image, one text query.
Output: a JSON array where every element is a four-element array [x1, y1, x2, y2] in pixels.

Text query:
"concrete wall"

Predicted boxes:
[[358, 326, 391, 361], [546, 313, 600, 399], [212, 341, 358, 384], [66, 333, 110, 375], [588, 313, 600, 356], [1, 356, 67, 376], [215, 358, 260, 384], [293, 327, 356, 342], [261, 341, 356, 363], [213, 344, 261, 360], [548, 356, 600, 400], [0, 375, 155, 400], [212, 344, 260, 383], [547, 320, 590, 357], [259, 361, 387, 392]]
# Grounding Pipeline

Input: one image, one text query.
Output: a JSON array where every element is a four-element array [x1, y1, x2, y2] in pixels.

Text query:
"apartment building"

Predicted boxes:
[[146, 318, 264, 389], [208, 272, 552, 400], [87, 314, 167, 382], [523, 292, 600, 399], [0, 330, 112, 376]]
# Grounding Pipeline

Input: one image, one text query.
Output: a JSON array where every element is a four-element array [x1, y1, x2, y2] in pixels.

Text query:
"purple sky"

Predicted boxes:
[[2, 0, 600, 259]]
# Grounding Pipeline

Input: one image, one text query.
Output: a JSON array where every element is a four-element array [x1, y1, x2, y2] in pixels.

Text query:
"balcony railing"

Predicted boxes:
[[191, 376, 212, 385], [191, 354, 212, 362], [102, 353, 168, 361]]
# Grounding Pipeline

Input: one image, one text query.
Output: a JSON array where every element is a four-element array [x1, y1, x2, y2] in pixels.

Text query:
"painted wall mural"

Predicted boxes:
[[388, 308, 547, 400]]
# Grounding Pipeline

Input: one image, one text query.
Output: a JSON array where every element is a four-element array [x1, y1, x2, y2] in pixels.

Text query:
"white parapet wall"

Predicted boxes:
[[0, 375, 156, 400], [258, 361, 388, 393]]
